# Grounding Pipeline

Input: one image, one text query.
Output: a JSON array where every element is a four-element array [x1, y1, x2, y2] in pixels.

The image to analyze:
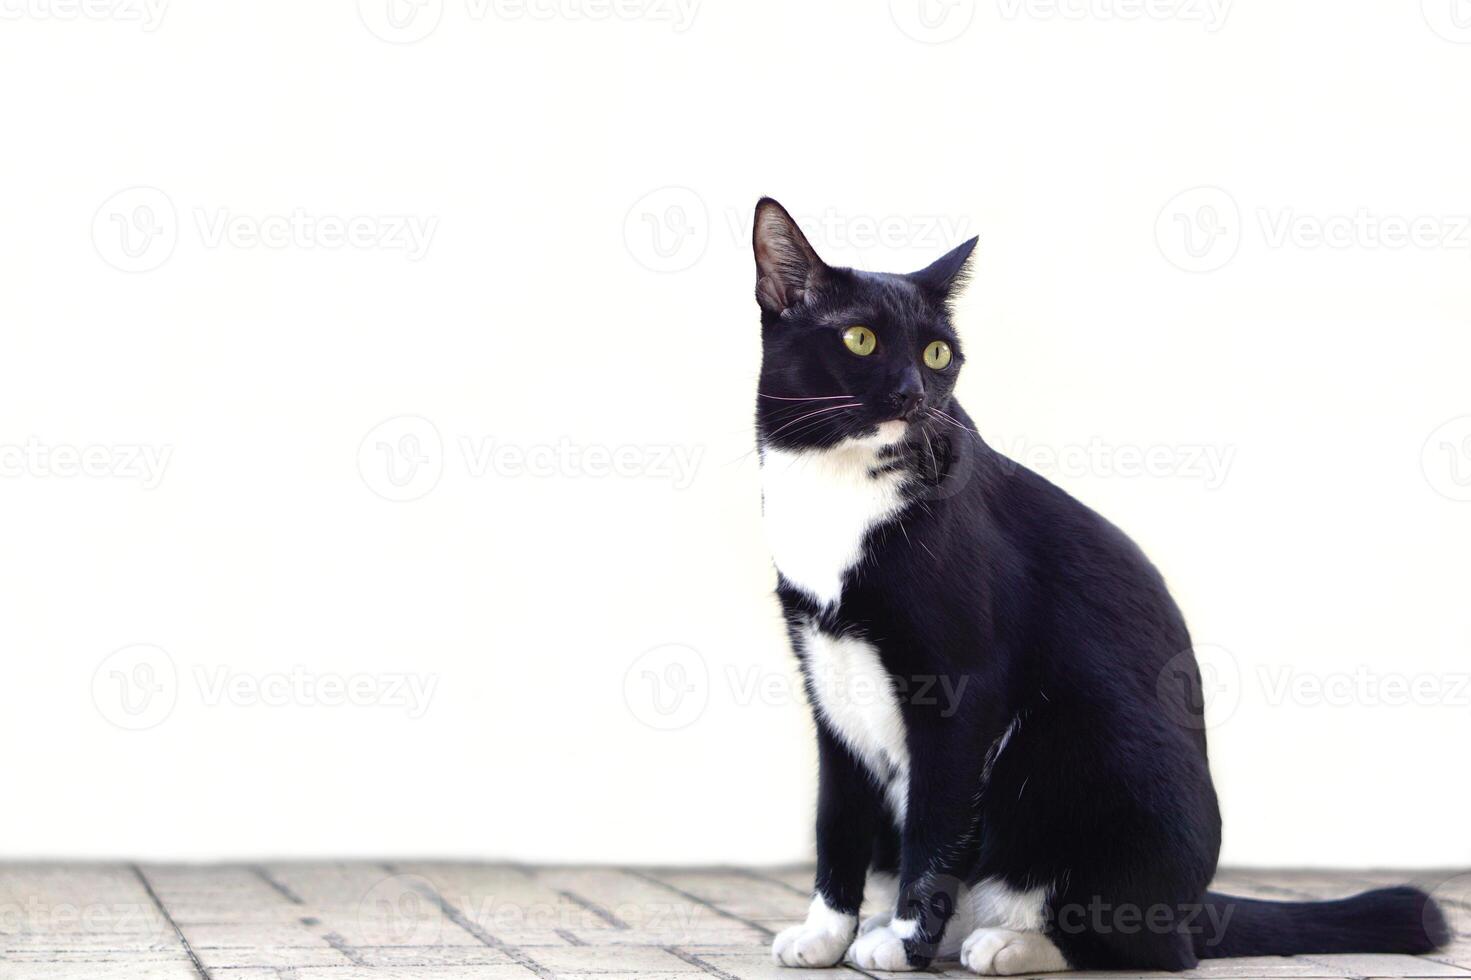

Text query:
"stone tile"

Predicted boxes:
[[208, 968, 539, 980], [1295, 953, 1471, 977], [649, 870, 811, 920], [1185, 955, 1365, 977], [528, 944, 704, 973], [692, 950, 878, 979], [6, 864, 1469, 978], [0, 964, 204, 980]]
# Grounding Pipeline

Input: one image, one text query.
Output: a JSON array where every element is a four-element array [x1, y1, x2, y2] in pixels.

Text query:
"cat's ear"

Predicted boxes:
[[753, 198, 829, 315], [911, 236, 979, 298]]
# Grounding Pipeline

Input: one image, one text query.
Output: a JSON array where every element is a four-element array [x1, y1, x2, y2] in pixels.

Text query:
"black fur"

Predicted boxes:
[[752, 197, 1448, 971]]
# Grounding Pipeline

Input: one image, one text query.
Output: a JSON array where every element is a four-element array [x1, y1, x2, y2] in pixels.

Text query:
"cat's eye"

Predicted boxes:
[[842, 326, 877, 356], [923, 340, 953, 370]]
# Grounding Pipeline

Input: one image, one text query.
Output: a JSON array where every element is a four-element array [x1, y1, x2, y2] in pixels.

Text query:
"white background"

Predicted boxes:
[[1, 0, 1468, 868]]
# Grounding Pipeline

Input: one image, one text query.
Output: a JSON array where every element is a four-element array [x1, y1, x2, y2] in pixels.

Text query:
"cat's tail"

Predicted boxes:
[[1194, 886, 1448, 959]]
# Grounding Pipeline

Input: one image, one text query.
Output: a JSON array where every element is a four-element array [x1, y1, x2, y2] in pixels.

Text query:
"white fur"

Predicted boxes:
[[800, 623, 909, 823], [921, 877, 1054, 961], [960, 928, 1069, 975], [771, 895, 856, 967], [844, 879, 1053, 971], [760, 424, 910, 608], [847, 920, 916, 972], [859, 872, 898, 935]]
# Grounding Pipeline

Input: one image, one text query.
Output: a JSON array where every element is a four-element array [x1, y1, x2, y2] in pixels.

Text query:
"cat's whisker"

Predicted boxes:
[[759, 392, 857, 402], [928, 407, 979, 436], [764, 402, 863, 440]]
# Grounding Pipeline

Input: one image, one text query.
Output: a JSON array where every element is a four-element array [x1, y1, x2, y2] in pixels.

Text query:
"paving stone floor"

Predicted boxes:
[[1, 864, 1467, 979]]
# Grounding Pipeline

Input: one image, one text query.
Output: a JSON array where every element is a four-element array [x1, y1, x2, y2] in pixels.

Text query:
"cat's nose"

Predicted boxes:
[[890, 386, 926, 421]]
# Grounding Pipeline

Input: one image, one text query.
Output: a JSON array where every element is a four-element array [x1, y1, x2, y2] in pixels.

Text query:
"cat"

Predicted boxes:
[[751, 197, 1449, 974]]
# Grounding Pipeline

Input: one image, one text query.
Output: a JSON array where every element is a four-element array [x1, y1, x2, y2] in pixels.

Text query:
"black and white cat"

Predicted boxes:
[[751, 198, 1448, 974]]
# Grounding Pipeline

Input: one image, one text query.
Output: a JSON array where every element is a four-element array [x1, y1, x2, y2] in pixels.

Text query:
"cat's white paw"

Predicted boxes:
[[771, 898, 856, 968], [960, 928, 1068, 976], [858, 910, 893, 935], [845, 921, 917, 972], [771, 922, 853, 968]]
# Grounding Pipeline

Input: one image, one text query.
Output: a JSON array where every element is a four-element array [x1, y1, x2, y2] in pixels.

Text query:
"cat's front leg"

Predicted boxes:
[[847, 722, 984, 972], [772, 723, 884, 968]]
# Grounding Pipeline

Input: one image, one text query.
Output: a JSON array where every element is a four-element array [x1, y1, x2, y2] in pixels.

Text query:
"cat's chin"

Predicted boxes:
[[845, 419, 909, 451]]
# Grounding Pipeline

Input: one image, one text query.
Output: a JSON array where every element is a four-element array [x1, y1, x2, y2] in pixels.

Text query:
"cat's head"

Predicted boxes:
[[752, 198, 977, 452]]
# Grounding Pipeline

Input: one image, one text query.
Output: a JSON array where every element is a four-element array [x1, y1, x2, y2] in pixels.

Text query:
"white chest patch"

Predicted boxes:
[[759, 425, 910, 608], [799, 622, 910, 823]]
